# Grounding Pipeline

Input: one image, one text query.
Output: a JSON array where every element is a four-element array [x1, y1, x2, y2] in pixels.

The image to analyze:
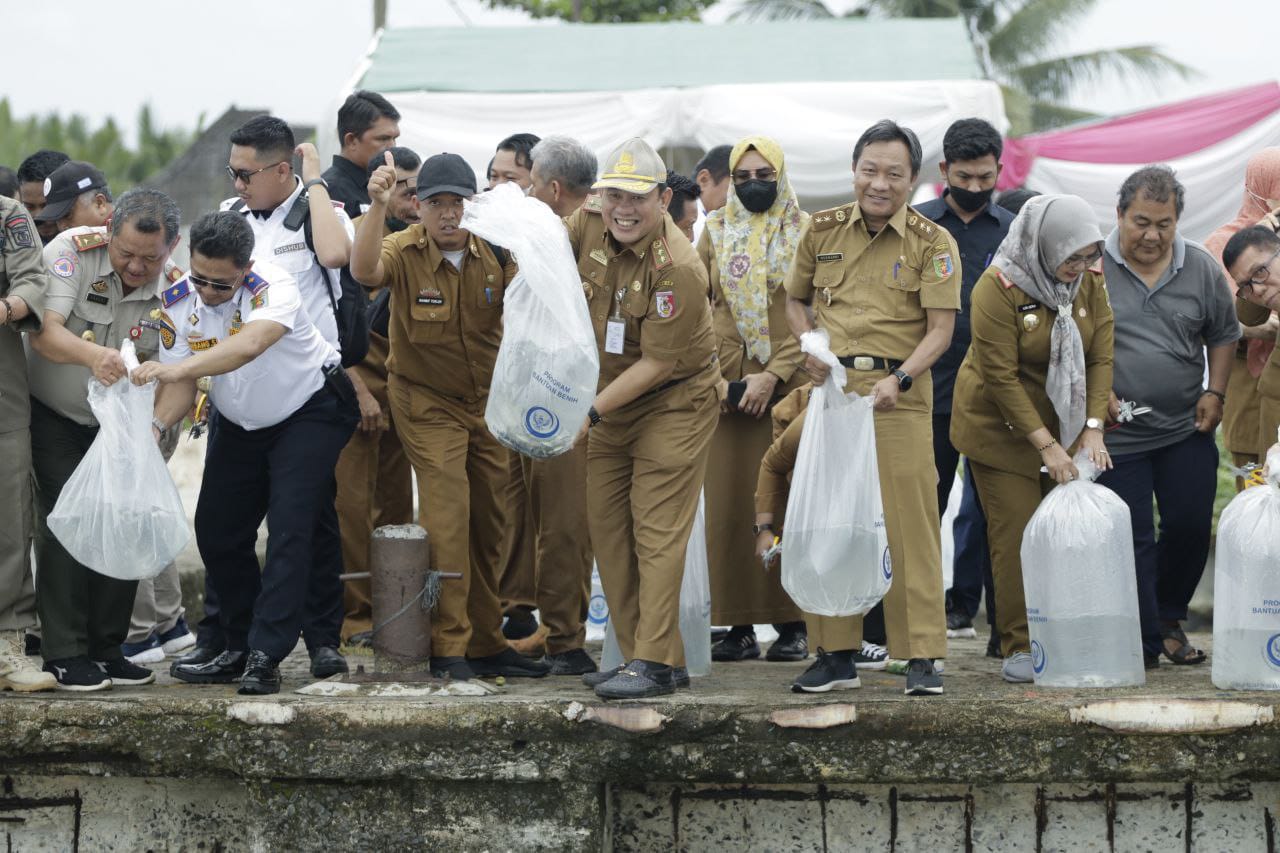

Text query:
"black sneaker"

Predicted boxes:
[[44, 656, 111, 692], [94, 657, 156, 686], [546, 648, 598, 676], [309, 646, 349, 678], [946, 609, 976, 639], [501, 609, 539, 641], [238, 650, 281, 695], [791, 648, 860, 693], [766, 624, 809, 662], [430, 656, 475, 680], [594, 659, 675, 700], [470, 648, 550, 678], [904, 658, 943, 696], [711, 626, 760, 662], [852, 641, 888, 671], [585, 663, 690, 688]]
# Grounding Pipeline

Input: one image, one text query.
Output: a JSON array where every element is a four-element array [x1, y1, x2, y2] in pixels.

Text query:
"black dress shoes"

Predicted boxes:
[[171, 645, 224, 672], [469, 648, 550, 678], [310, 646, 349, 678], [238, 651, 282, 695], [171, 650, 247, 684], [546, 648, 599, 676]]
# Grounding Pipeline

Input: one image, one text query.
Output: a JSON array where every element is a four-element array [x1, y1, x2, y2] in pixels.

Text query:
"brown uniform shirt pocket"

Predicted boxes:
[[409, 297, 452, 343], [884, 267, 922, 319]]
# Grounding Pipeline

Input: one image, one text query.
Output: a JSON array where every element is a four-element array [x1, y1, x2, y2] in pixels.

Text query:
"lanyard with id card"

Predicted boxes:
[[605, 286, 626, 354]]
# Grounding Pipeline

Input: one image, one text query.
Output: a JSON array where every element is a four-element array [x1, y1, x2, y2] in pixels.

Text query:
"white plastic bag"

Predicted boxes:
[[47, 341, 190, 581], [460, 183, 600, 458], [1020, 452, 1144, 687], [1212, 442, 1280, 690], [601, 492, 713, 675], [780, 329, 889, 617]]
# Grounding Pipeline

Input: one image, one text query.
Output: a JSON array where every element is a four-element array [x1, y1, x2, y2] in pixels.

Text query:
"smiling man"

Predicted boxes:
[[783, 119, 959, 697], [565, 138, 719, 699], [1224, 224, 1280, 491]]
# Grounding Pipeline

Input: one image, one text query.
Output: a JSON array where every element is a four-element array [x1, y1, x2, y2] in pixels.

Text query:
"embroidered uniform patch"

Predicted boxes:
[[90, 279, 107, 293], [932, 252, 954, 278], [655, 290, 675, 319], [5, 215, 33, 250], [190, 338, 218, 351], [52, 256, 77, 278], [251, 292, 267, 309], [158, 311, 176, 349]]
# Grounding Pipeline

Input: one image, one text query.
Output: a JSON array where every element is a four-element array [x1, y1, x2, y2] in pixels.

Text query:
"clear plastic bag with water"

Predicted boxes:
[[778, 330, 889, 617], [1020, 452, 1144, 687], [460, 183, 599, 459], [47, 341, 190, 581], [601, 492, 712, 676], [1212, 441, 1280, 690]]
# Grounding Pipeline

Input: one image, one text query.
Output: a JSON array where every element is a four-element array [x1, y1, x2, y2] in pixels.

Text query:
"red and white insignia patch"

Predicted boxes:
[[655, 290, 675, 319]]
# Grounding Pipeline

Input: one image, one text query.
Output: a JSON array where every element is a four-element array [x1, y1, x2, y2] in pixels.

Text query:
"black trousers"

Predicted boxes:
[[194, 380, 356, 661]]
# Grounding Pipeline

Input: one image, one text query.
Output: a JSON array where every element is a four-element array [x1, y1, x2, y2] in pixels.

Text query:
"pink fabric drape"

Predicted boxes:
[[998, 82, 1280, 190]]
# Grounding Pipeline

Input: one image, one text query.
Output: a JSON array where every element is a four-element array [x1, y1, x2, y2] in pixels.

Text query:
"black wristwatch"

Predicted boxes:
[[588, 406, 602, 427], [892, 368, 913, 392], [752, 523, 774, 536], [303, 177, 328, 192]]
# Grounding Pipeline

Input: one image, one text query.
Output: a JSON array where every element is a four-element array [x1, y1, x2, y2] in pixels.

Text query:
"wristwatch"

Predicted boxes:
[[588, 406, 602, 427], [1085, 417, 1103, 431], [303, 177, 328, 192], [892, 368, 913, 392], [752, 523, 774, 536]]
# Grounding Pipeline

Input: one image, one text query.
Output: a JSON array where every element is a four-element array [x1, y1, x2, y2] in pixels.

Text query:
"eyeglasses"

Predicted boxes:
[[1061, 248, 1103, 269], [732, 168, 777, 183], [1240, 247, 1280, 292], [189, 272, 239, 293], [225, 161, 288, 184]]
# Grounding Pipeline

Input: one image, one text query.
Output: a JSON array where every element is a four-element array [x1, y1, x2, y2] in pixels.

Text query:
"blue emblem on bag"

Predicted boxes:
[[1031, 640, 1046, 674], [1266, 633, 1280, 669], [588, 593, 609, 625], [524, 406, 560, 439], [881, 546, 892, 581]]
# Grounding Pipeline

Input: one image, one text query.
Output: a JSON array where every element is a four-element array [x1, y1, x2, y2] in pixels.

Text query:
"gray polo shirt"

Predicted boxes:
[[1102, 229, 1239, 455]]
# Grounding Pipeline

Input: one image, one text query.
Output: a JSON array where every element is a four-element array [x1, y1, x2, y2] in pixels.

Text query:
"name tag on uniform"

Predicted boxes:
[[816, 253, 843, 262], [605, 318, 625, 354], [416, 289, 445, 306], [1017, 302, 1040, 312], [86, 293, 109, 305]]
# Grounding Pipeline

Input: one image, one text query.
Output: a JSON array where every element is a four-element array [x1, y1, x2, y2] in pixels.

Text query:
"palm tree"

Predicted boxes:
[[730, 0, 1194, 133]]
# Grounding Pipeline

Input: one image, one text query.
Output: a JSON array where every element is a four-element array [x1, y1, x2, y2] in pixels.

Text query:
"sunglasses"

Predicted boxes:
[[189, 272, 240, 293], [225, 161, 288, 184]]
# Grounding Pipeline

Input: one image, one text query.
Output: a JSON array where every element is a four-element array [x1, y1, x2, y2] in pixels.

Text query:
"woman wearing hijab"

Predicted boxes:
[[1204, 148, 1280, 475], [951, 194, 1115, 683], [699, 137, 809, 663]]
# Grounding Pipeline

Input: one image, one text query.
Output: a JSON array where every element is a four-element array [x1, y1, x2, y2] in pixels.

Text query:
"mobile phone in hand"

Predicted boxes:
[[727, 380, 747, 410]]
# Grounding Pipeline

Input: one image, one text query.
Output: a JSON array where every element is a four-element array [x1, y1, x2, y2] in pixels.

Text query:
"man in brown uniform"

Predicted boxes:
[[0, 196, 56, 692], [784, 120, 959, 696], [566, 138, 719, 699], [351, 151, 548, 681], [1224, 226, 1280, 461], [335, 146, 420, 644]]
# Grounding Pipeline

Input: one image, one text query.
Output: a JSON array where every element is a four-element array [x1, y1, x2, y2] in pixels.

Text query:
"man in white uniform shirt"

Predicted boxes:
[[134, 212, 358, 695]]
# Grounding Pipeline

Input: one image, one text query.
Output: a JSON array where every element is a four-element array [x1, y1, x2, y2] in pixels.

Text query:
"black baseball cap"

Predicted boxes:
[[35, 161, 109, 222], [416, 153, 476, 200]]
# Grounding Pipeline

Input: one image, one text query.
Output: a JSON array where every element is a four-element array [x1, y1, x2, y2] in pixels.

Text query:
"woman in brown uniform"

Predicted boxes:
[[951, 194, 1114, 684], [698, 136, 808, 663]]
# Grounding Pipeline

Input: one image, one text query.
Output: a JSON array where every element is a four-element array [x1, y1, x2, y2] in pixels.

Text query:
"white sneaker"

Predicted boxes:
[[1002, 651, 1034, 683], [0, 630, 56, 693]]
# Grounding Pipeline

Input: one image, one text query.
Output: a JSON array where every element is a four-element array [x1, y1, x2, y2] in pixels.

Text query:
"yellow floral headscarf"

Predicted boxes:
[[704, 136, 808, 364]]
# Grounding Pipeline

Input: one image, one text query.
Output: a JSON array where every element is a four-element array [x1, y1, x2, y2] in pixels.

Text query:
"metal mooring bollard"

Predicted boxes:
[[370, 524, 441, 673]]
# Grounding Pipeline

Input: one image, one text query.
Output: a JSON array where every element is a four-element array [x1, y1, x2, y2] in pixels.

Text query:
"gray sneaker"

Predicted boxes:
[[1002, 652, 1034, 683]]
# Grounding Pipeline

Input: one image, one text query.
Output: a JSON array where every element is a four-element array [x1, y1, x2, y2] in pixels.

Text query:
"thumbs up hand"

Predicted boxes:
[[367, 150, 397, 207]]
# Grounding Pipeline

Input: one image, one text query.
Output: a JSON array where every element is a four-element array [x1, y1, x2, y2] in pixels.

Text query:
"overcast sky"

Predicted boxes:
[[0, 0, 1272, 144]]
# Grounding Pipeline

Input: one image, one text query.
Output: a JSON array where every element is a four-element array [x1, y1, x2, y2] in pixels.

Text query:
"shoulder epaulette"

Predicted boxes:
[[904, 208, 939, 240], [73, 232, 108, 252], [651, 237, 672, 271], [162, 278, 190, 307], [810, 204, 853, 232], [165, 264, 185, 284], [996, 271, 1017, 290], [242, 271, 269, 295], [582, 194, 603, 214]]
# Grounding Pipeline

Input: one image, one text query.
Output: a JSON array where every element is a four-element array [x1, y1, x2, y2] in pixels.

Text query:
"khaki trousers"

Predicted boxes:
[[967, 460, 1055, 656], [0, 428, 37, 632], [497, 452, 537, 615], [127, 563, 185, 643], [334, 411, 414, 640], [803, 371, 946, 661], [388, 375, 508, 659], [705, 411, 801, 626], [1223, 355, 1264, 460], [588, 383, 718, 667]]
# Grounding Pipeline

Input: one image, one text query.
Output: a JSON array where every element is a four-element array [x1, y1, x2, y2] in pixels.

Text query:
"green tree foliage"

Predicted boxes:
[[0, 99, 197, 194], [730, 0, 1194, 133], [482, 0, 713, 22]]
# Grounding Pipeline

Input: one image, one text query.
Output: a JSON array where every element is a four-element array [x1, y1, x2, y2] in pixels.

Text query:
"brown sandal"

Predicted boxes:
[[1161, 624, 1206, 665]]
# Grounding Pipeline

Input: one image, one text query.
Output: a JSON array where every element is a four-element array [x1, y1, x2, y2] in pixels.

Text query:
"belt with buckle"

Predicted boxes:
[[838, 355, 901, 372]]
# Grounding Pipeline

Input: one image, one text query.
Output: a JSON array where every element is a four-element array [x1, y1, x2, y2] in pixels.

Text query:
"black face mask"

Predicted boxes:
[[385, 216, 411, 233], [947, 184, 993, 213], [736, 180, 778, 214]]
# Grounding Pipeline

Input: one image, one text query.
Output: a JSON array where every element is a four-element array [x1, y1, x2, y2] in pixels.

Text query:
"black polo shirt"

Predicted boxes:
[[322, 155, 372, 218], [914, 191, 1015, 414]]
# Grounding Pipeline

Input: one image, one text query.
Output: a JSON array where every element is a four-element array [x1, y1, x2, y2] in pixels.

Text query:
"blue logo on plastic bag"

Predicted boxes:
[[881, 546, 892, 581], [524, 406, 560, 439], [588, 593, 609, 625], [1031, 640, 1046, 674], [1266, 633, 1280, 669]]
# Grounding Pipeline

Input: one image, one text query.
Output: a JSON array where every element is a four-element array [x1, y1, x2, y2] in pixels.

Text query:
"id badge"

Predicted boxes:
[[605, 318, 626, 354]]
